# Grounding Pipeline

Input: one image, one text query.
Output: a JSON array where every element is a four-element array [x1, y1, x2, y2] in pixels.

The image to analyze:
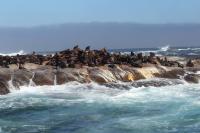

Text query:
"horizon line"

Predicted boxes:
[[1, 21, 200, 28]]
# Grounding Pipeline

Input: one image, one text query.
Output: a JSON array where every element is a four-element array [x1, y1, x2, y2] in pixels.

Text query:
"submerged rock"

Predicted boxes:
[[103, 78, 183, 89], [131, 79, 183, 87], [184, 74, 199, 84]]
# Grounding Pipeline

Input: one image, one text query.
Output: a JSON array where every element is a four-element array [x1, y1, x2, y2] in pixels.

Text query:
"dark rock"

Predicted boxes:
[[149, 52, 156, 57], [131, 79, 182, 87], [155, 68, 185, 79], [103, 79, 183, 89], [0, 78, 9, 95], [137, 53, 143, 60], [0, 68, 12, 81], [85, 46, 90, 51], [186, 59, 194, 67], [184, 74, 199, 83], [131, 60, 143, 68]]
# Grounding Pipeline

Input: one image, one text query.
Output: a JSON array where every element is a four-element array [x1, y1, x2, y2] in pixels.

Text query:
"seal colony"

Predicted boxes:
[[0, 46, 200, 95], [0, 45, 185, 69]]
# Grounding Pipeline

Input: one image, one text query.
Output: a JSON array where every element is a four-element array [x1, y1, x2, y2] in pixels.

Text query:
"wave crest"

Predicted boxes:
[[0, 50, 25, 56], [159, 45, 170, 51]]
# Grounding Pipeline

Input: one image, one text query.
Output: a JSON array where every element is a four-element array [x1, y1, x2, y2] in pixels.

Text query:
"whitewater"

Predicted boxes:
[[0, 80, 200, 133], [0, 46, 200, 133]]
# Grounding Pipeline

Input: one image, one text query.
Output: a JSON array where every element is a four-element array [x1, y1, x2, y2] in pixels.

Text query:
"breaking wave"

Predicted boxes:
[[1, 80, 200, 132], [0, 50, 25, 56], [159, 45, 170, 52]]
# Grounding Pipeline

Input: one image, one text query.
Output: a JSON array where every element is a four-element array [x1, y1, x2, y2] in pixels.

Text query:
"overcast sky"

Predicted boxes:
[[0, 0, 200, 52], [0, 0, 200, 27]]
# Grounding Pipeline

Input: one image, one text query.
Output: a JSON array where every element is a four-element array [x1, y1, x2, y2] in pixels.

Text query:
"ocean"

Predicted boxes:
[[0, 46, 200, 133]]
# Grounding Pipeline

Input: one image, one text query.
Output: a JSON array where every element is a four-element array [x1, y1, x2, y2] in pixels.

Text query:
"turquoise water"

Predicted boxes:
[[0, 81, 200, 133]]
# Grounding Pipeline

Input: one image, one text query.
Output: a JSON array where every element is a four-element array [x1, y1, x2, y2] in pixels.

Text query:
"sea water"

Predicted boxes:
[[0, 81, 200, 133], [0, 46, 200, 133]]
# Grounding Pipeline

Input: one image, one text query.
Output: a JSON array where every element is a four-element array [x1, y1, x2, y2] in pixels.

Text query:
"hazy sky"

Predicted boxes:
[[1, 0, 200, 27]]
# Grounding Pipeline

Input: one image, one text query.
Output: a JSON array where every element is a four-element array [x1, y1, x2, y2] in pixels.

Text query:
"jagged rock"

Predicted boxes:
[[184, 74, 199, 83], [0, 78, 9, 95], [33, 69, 54, 86]]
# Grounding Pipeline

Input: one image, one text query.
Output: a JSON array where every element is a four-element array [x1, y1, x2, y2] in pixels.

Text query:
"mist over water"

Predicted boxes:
[[0, 80, 200, 133]]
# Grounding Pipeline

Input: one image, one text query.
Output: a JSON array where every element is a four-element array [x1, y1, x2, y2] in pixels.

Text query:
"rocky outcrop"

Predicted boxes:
[[155, 67, 185, 79], [12, 69, 33, 88], [0, 62, 199, 95], [32, 69, 55, 86], [56, 67, 89, 84], [0, 77, 9, 95], [184, 74, 200, 83], [88, 67, 117, 83]]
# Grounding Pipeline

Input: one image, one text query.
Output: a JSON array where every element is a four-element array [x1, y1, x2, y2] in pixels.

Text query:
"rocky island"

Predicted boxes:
[[0, 46, 200, 95]]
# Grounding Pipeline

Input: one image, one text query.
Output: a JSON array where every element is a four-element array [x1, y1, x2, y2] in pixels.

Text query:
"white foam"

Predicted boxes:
[[188, 53, 198, 55], [0, 50, 25, 56], [159, 45, 170, 52], [178, 48, 191, 51], [196, 71, 200, 74], [0, 81, 199, 115]]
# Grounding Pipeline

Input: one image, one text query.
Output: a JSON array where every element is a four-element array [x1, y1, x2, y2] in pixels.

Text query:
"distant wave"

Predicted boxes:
[[0, 50, 25, 56], [159, 45, 170, 52], [178, 47, 200, 51]]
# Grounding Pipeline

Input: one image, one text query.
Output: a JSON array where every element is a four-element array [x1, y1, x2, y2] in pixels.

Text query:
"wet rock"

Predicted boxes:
[[121, 65, 145, 80], [103, 79, 183, 89], [88, 67, 117, 84], [0, 78, 9, 95], [131, 79, 183, 87], [137, 67, 160, 79], [184, 74, 199, 83], [122, 72, 135, 82], [12, 69, 33, 88], [0, 68, 12, 81], [185, 67, 200, 73], [155, 68, 185, 79], [186, 59, 194, 67], [56, 68, 89, 85], [33, 69, 54, 86]]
